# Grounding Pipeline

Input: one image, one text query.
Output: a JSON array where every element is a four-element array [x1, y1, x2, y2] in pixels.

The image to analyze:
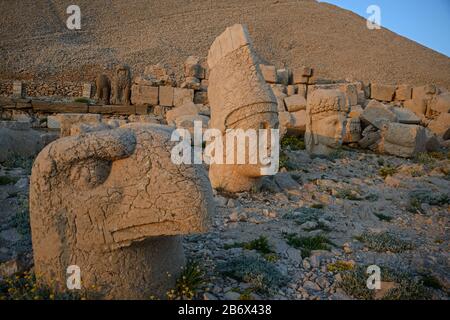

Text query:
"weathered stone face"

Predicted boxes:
[[30, 124, 214, 299], [207, 24, 279, 192], [305, 89, 348, 156]]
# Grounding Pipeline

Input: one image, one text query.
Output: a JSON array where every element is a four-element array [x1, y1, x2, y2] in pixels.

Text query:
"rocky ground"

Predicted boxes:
[[0, 145, 449, 300]]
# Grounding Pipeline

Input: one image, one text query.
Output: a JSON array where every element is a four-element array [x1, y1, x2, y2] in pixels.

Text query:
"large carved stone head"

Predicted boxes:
[[30, 124, 214, 298], [207, 24, 279, 192], [305, 89, 349, 156]]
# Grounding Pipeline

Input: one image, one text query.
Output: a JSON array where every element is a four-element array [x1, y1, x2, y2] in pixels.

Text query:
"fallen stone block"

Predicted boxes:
[[166, 101, 207, 125], [390, 107, 421, 124], [293, 67, 312, 84], [371, 83, 396, 101], [284, 94, 307, 112], [361, 100, 398, 128], [380, 123, 427, 158]]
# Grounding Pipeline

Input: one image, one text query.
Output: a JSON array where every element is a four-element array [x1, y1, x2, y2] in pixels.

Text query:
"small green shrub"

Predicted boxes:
[[74, 97, 91, 104], [281, 136, 305, 151], [327, 260, 355, 273], [0, 176, 18, 185], [166, 261, 206, 300], [420, 274, 443, 290], [354, 232, 413, 253], [407, 189, 449, 214], [218, 256, 287, 294], [336, 189, 363, 201], [224, 236, 279, 262], [379, 165, 398, 178], [283, 233, 333, 257], [340, 266, 431, 300], [0, 271, 100, 300], [374, 213, 393, 222]]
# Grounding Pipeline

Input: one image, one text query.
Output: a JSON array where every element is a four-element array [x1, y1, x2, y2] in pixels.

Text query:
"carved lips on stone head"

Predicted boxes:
[[305, 89, 349, 156], [29, 123, 214, 299], [207, 24, 279, 192]]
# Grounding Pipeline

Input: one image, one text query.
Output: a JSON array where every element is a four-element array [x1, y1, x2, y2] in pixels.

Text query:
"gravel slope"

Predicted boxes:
[[1, 0, 449, 88]]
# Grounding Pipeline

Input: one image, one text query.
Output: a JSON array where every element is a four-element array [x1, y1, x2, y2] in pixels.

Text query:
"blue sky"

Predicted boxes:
[[319, 0, 450, 57]]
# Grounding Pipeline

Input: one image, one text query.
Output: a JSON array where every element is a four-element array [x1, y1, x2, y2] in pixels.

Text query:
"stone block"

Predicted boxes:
[[110, 105, 136, 115], [370, 83, 396, 101], [12, 81, 24, 98], [381, 123, 427, 158], [159, 86, 174, 107], [395, 85, 412, 101], [361, 100, 398, 128], [32, 101, 88, 113], [427, 113, 450, 139], [82, 83, 92, 99], [131, 84, 159, 106], [259, 65, 277, 83], [390, 107, 421, 124], [284, 94, 307, 112], [173, 88, 194, 107]]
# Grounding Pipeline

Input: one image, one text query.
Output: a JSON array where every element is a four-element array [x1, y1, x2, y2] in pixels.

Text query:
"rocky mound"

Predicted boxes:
[[1, 0, 450, 88]]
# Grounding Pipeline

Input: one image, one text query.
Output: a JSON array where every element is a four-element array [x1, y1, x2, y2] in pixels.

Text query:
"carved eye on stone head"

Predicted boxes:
[[69, 158, 112, 190]]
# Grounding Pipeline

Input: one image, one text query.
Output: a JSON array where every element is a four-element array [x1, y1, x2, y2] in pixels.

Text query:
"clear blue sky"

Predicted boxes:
[[319, 0, 450, 57]]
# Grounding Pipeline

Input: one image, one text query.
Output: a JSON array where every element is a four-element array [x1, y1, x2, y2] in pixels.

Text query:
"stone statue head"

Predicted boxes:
[[207, 24, 279, 192], [305, 89, 349, 156], [30, 123, 213, 298]]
